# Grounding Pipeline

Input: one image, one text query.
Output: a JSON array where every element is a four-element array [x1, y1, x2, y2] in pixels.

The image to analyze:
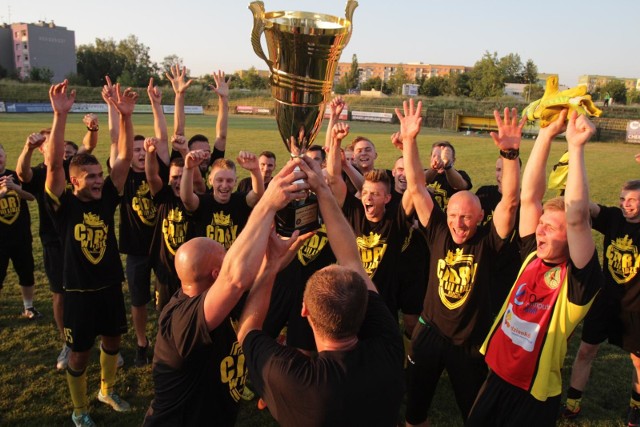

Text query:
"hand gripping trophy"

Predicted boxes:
[[249, 0, 357, 235]]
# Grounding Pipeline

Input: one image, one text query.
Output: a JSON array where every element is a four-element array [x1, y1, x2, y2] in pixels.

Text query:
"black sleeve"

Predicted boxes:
[[459, 169, 473, 191], [567, 250, 603, 306], [209, 148, 225, 165], [357, 291, 402, 342]]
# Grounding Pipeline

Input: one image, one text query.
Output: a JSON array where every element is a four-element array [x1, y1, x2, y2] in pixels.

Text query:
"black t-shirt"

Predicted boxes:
[[343, 192, 411, 316], [21, 161, 70, 245], [0, 170, 32, 243], [45, 178, 124, 291], [119, 169, 158, 255], [420, 205, 508, 346], [190, 192, 252, 250], [593, 205, 640, 311], [475, 184, 501, 226], [243, 291, 405, 427], [149, 185, 191, 280], [144, 289, 246, 427], [427, 169, 473, 211]]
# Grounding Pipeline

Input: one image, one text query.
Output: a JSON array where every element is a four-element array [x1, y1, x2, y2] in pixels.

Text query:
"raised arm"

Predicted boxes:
[[143, 137, 163, 196], [211, 70, 229, 153], [105, 84, 138, 192], [180, 150, 209, 211], [46, 81, 76, 199], [519, 109, 568, 237], [564, 111, 596, 268], [237, 151, 264, 207], [324, 96, 345, 151], [147, 77, 169, 165], [214, 159, 310, 337], [396, 99, 431, 227], [79, 114, 99, 155], [166, 64, 192, 138], [16, 133, 46, 183], [490, 108, 525, 238], [439, 146, 469, 190], [101, 76, 120, 169], [324, 122, 350, 206]]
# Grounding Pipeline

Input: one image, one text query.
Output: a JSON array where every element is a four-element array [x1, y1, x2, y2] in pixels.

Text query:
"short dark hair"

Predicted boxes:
[[70, 153, 99, 168], [431, 141, 456, 157], [623, 180, 640, 192], [307, 145, 326, 161], [350, 136, 374, 150], [170, 157, 185, 168], [304, 265, 368, 339], [364, 169, 391, 194], [260, 150, 276, 161], [134, 134, 146, 142], [188, 134, 209, 149], [65, 141, 78, 151]]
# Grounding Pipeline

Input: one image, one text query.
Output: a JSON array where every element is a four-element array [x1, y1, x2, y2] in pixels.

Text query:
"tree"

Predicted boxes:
[[76, 39, 126, 86], [522, 84, 545, 102], [345, 54, 360, 90], [28, 67, 54, 83], [117, 35, 159, 87], [420, 76, 447, 97], [468, 51, 504, 99], [160, 55, 184, 79], [601, 79, 627, 104], [498, 53, 523, 83], [445, 72, 471, 97], [523, 59, 538, 86], [628, 88, 640, 105], [387, 65, 410, 95], [360, 76, 386, 92]]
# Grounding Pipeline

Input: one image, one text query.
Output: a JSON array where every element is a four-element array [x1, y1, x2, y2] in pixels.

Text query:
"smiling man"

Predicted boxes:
[[398, 101, 523, 426]]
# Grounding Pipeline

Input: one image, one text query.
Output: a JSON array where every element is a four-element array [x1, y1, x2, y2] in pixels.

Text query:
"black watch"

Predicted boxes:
[[499, 148, 519, 160]]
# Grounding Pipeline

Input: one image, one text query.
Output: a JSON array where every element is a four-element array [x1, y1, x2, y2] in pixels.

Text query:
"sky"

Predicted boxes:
[[2, 0, 638, 87]]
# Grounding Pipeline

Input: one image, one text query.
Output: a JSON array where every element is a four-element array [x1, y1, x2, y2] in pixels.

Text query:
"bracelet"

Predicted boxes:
[[87, 125, 99, 132], [443, 164, 452, 171], [499, 148, 519, 160]]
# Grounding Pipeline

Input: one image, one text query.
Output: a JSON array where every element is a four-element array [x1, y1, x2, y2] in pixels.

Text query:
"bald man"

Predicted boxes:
[[144, 158, 310, 427], [398, 102, 525, 425]]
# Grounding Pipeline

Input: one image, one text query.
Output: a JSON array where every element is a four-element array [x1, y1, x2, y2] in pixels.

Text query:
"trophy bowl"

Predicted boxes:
[[249, 0, 357, 236]]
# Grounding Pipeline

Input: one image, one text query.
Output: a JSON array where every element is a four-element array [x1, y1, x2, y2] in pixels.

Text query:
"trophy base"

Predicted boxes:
[[275, 194, 320, 237]]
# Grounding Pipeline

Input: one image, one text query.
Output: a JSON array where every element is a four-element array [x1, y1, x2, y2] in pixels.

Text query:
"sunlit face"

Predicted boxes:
[[392, 157, 406, 193], [71, 164, 104, 201], [446, 192, 483, 244], [210, 167, 236, 204], [361, 180, 391, 222], [259, 155, 276, 183], [344, 149, 354, 164], [169, 165, 183, 197], [620, 189, 640, 223], [495, 158, 503, 192], [353, 140, 377, 172], [64, 144, 77, 161], [131, 139, 146, 172], [190, 141, 211, 173], [535, 209, 569, 263]]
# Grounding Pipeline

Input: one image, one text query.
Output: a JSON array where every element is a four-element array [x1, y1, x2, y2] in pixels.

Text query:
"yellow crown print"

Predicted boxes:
[[83, 212, 103, 227], [214, 212, 231, 226], [136, 181, 150, 197], [167, 208, 184, 222]]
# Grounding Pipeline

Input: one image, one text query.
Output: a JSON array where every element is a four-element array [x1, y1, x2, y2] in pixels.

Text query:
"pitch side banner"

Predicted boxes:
[[162, 105, 204, 115], [351, 111, 393, 123], [627, 120, 640, 144], [0, 102, 5, 113], [323, 106, 348, 120]]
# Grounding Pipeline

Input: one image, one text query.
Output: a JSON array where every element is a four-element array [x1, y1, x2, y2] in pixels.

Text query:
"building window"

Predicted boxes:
[[24, 55, 28, 61], [23, 43, 27, 49]]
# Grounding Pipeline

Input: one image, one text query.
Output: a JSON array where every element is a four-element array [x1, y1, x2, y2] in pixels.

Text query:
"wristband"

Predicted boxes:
[[499, 148, 519, 160], [443, 164, 452, 171], [87, 125, 99, 132]]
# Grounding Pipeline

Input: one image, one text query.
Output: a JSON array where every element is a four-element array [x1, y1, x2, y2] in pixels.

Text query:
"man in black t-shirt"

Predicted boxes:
[[238, 156, 405, 427], [237, 150, 276, 193], [564, 178, 640, 423], [145, 156, 315, 426], [399, 101, 524, 425], [0, 144, 37, 318], [45, 81, 137, 426], [424, 140, 472, 211], [180, 152, 263, 250]]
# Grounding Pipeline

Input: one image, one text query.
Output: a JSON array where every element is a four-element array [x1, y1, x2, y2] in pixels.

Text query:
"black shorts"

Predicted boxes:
[[43, 242, 64, 293], [405, 319, 487, 424], [154, 263, 181, 312], [581, 291, 640, 354], [467, 371, 560, 427], [0, 239, 34, 288], [63, 285, 127, 352], [126, 254, 153, 307]]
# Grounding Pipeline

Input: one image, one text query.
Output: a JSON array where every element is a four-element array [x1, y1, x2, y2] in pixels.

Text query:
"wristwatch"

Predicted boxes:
[[499, 149, 519, 160]]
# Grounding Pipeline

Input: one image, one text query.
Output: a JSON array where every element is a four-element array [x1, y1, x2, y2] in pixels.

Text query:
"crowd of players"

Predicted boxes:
[[0, 68, 639, 427]]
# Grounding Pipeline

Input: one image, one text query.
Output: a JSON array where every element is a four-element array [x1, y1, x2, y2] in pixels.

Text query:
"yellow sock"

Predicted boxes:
[[100, 346, 118, 396], [565, 397, 581, 412], [66, 367, 88, 416], [630, 397, 640, 408]]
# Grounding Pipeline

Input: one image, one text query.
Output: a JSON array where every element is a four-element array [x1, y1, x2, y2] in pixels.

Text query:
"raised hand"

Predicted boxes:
[[565, 110, 596, 148], [395, 99, 423, 142], [26, 132, 46, 150], [430, 147, 444, 170], [440, 146, 454, 168], [144, 137, 159, 154], [82, 113, 98, 129], [331, 122, 350, 143], [490, 107, 527, 151], [166, 64, 193, 95], [185, 149, 211, 170], [237, 151, 259, 171], [105, 83, 138, 116], [261, 159, 310, 211], [538, 108, 568, 141], [101, 76, 116, 104], [390, 131, 403, 151], [147, 77, 163, 105], [210, 70, 229, 99], [171, 134, 188, 156], [329, 96, 345, 121], [49, 80, 76, 114]]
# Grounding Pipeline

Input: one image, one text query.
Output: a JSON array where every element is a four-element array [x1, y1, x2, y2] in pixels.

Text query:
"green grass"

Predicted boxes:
[[0, 112, 638, 426]]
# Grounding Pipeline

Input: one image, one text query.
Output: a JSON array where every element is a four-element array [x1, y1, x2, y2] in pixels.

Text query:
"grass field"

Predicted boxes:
[[0, 111, 638, 426]]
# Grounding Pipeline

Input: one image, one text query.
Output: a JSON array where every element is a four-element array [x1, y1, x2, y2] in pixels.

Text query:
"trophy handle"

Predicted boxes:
[[249, 1, 273, 71], [345, 0, 358, 23]]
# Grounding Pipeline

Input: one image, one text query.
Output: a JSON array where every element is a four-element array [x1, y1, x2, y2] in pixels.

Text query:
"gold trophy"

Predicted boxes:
[[249, 0, 357, 236]]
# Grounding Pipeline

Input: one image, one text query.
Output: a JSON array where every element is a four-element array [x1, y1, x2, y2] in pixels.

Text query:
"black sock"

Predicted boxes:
[[567, 387, 583, 400]]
